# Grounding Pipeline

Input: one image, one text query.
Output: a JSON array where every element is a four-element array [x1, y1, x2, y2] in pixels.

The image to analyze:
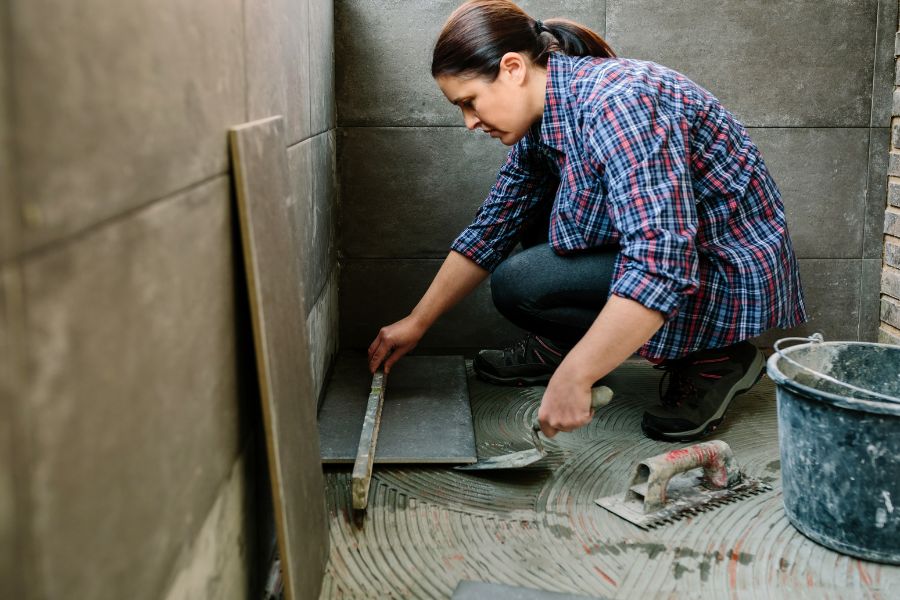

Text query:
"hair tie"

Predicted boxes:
[[533, 19, 546, 35]]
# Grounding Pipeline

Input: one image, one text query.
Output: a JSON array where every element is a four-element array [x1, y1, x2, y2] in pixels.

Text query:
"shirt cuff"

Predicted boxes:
[[610, 268, 686, 319], [449, 234, 505, 272]]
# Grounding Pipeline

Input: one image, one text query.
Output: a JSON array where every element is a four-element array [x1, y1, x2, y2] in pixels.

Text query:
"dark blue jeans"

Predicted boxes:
[[491, 240, 619, 347]]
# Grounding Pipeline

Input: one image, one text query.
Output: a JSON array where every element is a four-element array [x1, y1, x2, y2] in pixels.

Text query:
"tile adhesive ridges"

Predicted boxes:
[[320, 361, 900, 599]]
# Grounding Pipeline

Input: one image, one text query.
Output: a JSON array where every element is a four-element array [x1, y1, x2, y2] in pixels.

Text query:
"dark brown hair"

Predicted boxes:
[[431, 0, 615, 80]]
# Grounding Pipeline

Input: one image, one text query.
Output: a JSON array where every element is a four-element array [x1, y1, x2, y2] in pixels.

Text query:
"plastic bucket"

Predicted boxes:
[[766, 335, 900, 564]]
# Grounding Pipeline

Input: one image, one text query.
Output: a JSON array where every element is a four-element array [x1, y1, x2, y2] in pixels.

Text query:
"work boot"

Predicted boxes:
[[473, 333, 571, 386], [641, 341, 766, 442]]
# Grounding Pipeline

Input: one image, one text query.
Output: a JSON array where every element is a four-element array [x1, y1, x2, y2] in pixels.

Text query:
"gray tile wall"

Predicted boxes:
[[1, 1, 337, 599], [336, 0, 895, 350]]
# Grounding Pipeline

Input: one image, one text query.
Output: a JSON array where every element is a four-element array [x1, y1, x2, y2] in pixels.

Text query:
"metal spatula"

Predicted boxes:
[[456, 386, 614, 471]]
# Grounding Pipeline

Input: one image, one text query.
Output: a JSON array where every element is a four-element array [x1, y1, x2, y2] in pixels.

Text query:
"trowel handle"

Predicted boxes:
[[532, 386, 614, 431], [589, 386, 614, 411]]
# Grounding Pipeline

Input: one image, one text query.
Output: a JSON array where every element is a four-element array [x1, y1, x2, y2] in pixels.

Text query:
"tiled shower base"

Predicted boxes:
[[319, 360, 900, 599]]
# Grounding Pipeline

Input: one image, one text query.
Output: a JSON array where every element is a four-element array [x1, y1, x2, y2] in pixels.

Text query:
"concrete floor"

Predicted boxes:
[[319, 360, 900, 599]]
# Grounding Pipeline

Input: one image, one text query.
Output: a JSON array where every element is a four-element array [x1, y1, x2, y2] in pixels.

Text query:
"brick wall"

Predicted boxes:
[[881, 29, 900, 344]]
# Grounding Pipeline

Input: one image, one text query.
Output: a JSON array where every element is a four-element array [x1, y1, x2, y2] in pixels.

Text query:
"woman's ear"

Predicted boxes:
[[498, 52, 528, 86]]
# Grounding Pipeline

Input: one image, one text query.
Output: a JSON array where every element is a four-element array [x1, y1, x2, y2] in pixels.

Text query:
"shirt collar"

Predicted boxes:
[[536, 52, 574, 153]]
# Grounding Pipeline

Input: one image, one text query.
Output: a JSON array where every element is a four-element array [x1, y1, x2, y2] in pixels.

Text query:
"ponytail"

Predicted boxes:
[[431, 0, 615, 81]]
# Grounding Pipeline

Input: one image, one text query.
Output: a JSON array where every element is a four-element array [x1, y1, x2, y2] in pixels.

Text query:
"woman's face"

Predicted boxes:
[[436, 53, 543, 146]]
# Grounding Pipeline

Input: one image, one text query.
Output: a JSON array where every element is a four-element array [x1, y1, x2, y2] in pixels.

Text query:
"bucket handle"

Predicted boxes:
[[773, 334, 900, 404]]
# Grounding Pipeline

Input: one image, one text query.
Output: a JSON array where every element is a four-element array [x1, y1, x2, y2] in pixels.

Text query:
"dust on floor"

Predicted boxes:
[[320, 360, 900, 599]]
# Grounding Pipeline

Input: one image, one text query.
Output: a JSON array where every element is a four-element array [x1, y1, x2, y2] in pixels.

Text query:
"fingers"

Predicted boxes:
[[368, 336, 389, 374], [537, 413, 592, 438], [383, 345, 410, 375], [539, 421, 559, 438]]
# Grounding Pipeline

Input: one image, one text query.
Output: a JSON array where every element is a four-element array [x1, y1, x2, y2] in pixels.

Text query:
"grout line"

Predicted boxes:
[[286, 128, 333, 151], [10, 172, 229, 264]]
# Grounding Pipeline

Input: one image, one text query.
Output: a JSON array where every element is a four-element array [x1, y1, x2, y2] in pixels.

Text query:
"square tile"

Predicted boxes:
[[337, 1, 606, 126], [0, 5, 16, 262], [288, 131, 337, 313], [339, 258, 525, 349], [750, 128, 869, 258], [0, 266, 24, 599], [753, 258, 862, 345], [861, 259, 884, 341], [22, 177, 242, 600], [310, 0, 336, 134], [872, 0, 900, 126], [606, 0, 877, 127], [230, 117, 328, 600], [866, 129, 891, 258], [14, 0, 245, 250], [246, 0, 311, 145], [339, 127, 509, 258], [318, 353, 476, 464]]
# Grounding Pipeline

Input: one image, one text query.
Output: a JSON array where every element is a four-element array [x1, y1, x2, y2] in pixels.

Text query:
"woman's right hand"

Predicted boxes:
[[367, 315, 427, 375]]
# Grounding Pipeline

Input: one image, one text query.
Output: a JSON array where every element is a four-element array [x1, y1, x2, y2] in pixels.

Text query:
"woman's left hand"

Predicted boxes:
[[537, 372, 595, 438]]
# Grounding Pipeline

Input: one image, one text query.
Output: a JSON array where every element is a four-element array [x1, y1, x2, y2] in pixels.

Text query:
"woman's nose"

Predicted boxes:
[[463, 110, 481, 130]]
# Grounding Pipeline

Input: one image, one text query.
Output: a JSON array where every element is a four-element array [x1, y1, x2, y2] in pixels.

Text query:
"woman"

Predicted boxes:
[[367, 0, 807, 442]]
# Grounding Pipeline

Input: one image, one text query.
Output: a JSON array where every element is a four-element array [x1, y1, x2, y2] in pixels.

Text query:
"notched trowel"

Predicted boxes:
[[595, 440, 771, 529], [456, 386, 614, 471]]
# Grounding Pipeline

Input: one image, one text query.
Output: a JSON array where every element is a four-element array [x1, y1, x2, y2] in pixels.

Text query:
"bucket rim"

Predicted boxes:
[[767, 338, 900, 416]]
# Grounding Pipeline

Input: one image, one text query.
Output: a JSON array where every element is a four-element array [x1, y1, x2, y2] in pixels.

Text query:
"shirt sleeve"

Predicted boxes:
[[450, 135, 553, 272], [582, 89, 700, 318]]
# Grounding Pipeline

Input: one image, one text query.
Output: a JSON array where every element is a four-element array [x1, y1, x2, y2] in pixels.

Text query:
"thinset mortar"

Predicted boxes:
[[319, 360, 900, 599]]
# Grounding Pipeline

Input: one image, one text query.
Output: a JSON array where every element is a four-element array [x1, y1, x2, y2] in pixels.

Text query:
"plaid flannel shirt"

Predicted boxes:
[[451, 52, 807, 359]]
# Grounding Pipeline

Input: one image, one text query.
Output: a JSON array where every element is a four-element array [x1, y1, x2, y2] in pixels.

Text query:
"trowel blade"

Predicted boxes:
[[454, 448, 545, 471]]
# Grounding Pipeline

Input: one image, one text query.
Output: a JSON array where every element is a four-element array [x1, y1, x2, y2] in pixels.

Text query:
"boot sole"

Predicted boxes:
[[641, 349, 767, 443], [473, 369, 554, 387]]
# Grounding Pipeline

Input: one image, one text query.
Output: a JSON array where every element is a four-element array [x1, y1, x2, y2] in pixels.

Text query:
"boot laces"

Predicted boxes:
[[503, 334, 534, 365], [654, 362, 698, 408]]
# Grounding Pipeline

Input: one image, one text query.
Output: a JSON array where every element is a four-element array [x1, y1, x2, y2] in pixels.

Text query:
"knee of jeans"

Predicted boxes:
[[491, 255, 529, 314]]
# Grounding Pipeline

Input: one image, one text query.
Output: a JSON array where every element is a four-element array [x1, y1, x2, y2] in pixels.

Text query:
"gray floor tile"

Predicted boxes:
[[319, 353, 476, 464]]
